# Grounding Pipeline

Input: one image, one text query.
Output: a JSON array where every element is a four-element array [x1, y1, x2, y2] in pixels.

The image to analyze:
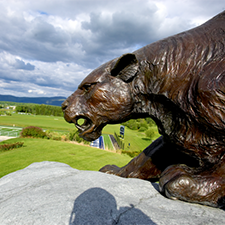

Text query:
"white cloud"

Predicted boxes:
[[28, 89, 44, 95], [0, 0, 224, 97]]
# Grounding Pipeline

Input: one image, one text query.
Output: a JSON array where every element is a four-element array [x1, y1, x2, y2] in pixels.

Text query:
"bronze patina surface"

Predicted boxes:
[[62, 11, 225, 208]]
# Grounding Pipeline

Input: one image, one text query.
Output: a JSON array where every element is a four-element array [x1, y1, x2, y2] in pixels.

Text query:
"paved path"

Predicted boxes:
[[0, 136, 16, 142]]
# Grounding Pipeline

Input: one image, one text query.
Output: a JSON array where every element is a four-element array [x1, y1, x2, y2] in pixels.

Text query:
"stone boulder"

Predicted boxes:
[[0, 161, 225, 225]]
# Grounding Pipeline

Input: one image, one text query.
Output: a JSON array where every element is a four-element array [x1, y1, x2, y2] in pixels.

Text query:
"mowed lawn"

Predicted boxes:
[[102, 134, 114, 150], [0, 138, 131, 178], [0, 113, 75, 131]]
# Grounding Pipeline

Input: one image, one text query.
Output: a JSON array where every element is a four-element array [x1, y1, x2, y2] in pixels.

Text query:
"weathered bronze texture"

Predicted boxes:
[[62, 11, 225, 208]]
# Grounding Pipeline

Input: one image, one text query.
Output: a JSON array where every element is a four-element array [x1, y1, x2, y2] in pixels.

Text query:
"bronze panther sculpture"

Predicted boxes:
[[62, 11, 225, 208]]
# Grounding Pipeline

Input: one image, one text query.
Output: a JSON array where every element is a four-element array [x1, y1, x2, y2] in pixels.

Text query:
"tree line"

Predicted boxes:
[[122, 118, 157, 139], [122, 118, 156, 131], [16, 104, 63, 116]]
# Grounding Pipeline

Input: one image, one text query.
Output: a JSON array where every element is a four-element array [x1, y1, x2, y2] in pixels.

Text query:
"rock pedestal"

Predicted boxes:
[[0, 161, 225, 224]]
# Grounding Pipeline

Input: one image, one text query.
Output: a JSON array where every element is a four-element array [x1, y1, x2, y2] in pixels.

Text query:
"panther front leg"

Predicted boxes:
[[100, 136, 165, 180], [99, 151, 162, 180], [159, 159, 225, 208], [99, 136, 198, 181]]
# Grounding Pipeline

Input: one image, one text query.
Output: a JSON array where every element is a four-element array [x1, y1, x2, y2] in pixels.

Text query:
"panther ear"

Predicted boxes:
[[111, 53, 138, 82]]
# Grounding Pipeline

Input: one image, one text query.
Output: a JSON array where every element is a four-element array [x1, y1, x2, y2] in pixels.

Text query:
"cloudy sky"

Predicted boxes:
[[0, 0, 224, 98]]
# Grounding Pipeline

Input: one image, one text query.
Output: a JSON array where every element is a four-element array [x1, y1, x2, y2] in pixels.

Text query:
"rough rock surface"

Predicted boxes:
[[0, 161, 225, 225]]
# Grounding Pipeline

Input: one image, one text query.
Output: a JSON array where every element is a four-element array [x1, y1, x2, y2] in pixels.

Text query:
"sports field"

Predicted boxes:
[[0, 126, 22, 137]]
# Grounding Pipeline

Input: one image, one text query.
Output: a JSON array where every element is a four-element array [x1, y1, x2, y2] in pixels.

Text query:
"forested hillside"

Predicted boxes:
[[0, 95, 66, 106]]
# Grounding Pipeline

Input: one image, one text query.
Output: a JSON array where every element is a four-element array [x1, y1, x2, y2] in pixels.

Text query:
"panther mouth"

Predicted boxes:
[[74, 116, 100, 141], [75, 116, 93, 132]]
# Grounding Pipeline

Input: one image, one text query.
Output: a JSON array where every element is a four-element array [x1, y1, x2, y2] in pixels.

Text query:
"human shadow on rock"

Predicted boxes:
[[69, 187, 156, 225]]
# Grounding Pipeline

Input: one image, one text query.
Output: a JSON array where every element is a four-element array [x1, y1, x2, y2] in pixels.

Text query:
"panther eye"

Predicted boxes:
[[81, 83, 97, 93], [83, 84, 92, 91]]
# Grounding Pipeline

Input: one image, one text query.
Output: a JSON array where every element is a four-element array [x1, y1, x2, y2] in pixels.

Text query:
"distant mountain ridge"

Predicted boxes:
[[0, 94, 67, 106]]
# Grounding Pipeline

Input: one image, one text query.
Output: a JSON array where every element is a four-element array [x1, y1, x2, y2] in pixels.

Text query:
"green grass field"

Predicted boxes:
[[0, 113, 160, 178], [0, 114, 160, 152], [0, 138, 131, 178]]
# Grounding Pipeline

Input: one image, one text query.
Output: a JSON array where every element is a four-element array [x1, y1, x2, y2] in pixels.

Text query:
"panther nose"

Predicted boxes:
[[61, 99, 77, 123], [62, 100, 69, 111]]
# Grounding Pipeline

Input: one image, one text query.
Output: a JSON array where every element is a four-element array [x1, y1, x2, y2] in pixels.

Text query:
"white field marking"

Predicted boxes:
[[0, 126, 22, 130]]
